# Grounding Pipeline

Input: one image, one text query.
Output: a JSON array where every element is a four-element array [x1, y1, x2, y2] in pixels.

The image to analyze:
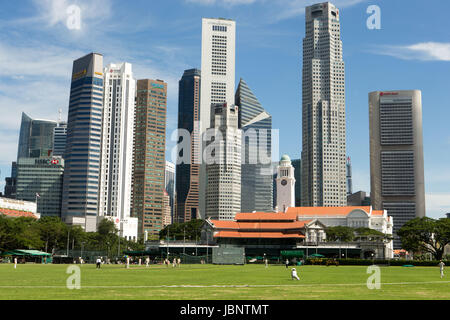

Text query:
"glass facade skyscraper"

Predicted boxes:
[[16, 157, 64, 217], [61, 53, 104, 231], [175, 68, 201, 223], [17, 112, 57, 159], [235, 78, 273, 213]]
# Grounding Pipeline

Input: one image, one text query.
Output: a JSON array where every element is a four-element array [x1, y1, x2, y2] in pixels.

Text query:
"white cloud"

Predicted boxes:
[[426, 193, 450, 219], [373, 42, 450, 62]]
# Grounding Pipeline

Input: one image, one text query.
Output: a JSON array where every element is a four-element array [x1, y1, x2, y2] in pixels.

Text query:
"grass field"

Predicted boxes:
[[0, 263, 449, 300]]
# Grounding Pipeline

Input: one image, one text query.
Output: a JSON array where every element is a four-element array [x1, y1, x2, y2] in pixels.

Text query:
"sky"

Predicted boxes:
[[0, 0, 449, 219]]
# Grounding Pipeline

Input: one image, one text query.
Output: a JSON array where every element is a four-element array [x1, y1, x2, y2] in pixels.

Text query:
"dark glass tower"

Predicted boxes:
[[175, 69, 201, 223], [236, 78, 273, 213], [61, 53, 104, 231], [17, 112, 57, 159]]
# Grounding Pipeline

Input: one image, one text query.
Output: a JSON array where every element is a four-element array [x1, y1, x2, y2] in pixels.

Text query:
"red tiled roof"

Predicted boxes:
[[0, 207, 38, 219], [234, 211, 297, 221], [210, 219, 312, 230], [214, 231, 305, 239], [287, 206, 372, 216]]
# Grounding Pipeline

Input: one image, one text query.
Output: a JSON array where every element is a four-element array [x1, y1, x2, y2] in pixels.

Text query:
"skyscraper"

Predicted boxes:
[[98, 63, 137, 240], [16, 157, 64, 217], [52, 121, 67, 158], [17, 112, 57, 159], [61, 53, 104, 231], [132, 79, 167, 238], [165, 161, 175, 223], [301, 2, 347, 207], [369, 90, 425, 248], [199, 18, 236, 219], [235, 78, 273, 213], [205, 103, 241, 220], [175, 69, 201, 223], [346, 156, 353, 196], [292, 159, 302, 207]]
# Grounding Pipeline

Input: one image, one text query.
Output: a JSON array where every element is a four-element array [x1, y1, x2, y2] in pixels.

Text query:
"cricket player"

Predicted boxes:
[[439, 260, 445, 279], [145, 257, 150, 268], [96, 257, 101, 269], [291, 268, 300, 280], [126, 256, 130, 269], [14, 257, 17, 269]]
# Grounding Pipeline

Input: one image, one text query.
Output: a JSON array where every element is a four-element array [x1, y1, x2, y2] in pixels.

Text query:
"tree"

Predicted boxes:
[[36, 216, 68, 252], [159, 219, 204, 240], [398, 217, 450, 260], [0, 216, 43, 250], [325, 226, 354, 242]]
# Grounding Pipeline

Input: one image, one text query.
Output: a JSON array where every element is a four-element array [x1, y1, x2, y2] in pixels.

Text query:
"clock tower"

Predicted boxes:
[[276, 155, 296, 212]]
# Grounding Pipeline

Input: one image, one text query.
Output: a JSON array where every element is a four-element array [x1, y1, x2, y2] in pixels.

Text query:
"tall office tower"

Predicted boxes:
[[98, 63, 137, 240], [369, 90, 425, 249], [16, 157, 64, 217], [235, 78, 273, 213], [301, 2, 347, 207], [276, 155, 296, 212], [164, 161, 175, 223], [292, 159, 302, 207], [346, 156, 352, 196], [163, 190, 172, 227], [205, 103, 241, 220], [199, 18, 236, 219], [53, 121, 67, 157], [17, 112, 57, 159], [175, 69, 201, 223], [132, 79, 167, 238], [61, 53, 104, 231]]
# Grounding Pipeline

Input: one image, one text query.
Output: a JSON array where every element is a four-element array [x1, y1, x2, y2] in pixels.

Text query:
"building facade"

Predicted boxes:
[[369, 90, 425, 249], [301, 2, 347, 207], [98, 63, 137, 240], [61, 53, 104, 231], [0, 197, 38, 219], [175, 68, 201, 223], [132, 79, 167, 237], [292, 159, 302, 207], [205, 103, 241, 220], [17, 112, 57, 159], [52, 121, 67, 157], [235, 78, 273, 213], [199, 18, 236, 219], [165, 161, 175, 224], [16, 157, 64, 217]]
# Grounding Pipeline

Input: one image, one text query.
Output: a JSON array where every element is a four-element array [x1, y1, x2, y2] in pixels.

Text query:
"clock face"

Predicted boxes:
[[281, 179, 287, 186]]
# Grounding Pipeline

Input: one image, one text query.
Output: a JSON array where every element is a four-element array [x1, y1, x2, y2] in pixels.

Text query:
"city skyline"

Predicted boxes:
[[0, 0, 450, 219]]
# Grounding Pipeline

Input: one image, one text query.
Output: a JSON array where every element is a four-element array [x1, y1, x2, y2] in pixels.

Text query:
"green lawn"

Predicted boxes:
[[0, 263, 448, 300]]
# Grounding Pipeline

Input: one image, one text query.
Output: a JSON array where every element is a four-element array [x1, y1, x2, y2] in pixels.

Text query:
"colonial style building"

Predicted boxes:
[[204, 206, 394, 259]]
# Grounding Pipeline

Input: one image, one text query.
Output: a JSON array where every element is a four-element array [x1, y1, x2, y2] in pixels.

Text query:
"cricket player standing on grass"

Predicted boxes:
[[291, 267, 300, 280], [439, 260, 445, 278], [14, 257, 17, 269]]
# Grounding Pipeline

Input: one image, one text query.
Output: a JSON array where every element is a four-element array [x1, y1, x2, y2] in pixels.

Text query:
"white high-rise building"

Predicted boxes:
[[199, 18, 236, 218], [98, 63, 138, 240], [276, 155, 296, 213], [301, 2, 347, 207], [206, 103, 241, 220]]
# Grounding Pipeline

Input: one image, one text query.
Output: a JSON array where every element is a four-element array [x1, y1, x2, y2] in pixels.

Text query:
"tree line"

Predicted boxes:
[[0, 216, 145, 256]]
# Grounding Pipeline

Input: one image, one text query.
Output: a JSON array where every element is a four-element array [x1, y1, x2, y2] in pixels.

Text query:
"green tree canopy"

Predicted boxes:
[[398, 217, 450, 260], [159, 219, 204, 240], [325, 226, 355, 242]]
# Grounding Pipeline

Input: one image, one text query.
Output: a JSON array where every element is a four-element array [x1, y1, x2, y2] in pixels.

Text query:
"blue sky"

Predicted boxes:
[[0, 0, 449, 218]]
